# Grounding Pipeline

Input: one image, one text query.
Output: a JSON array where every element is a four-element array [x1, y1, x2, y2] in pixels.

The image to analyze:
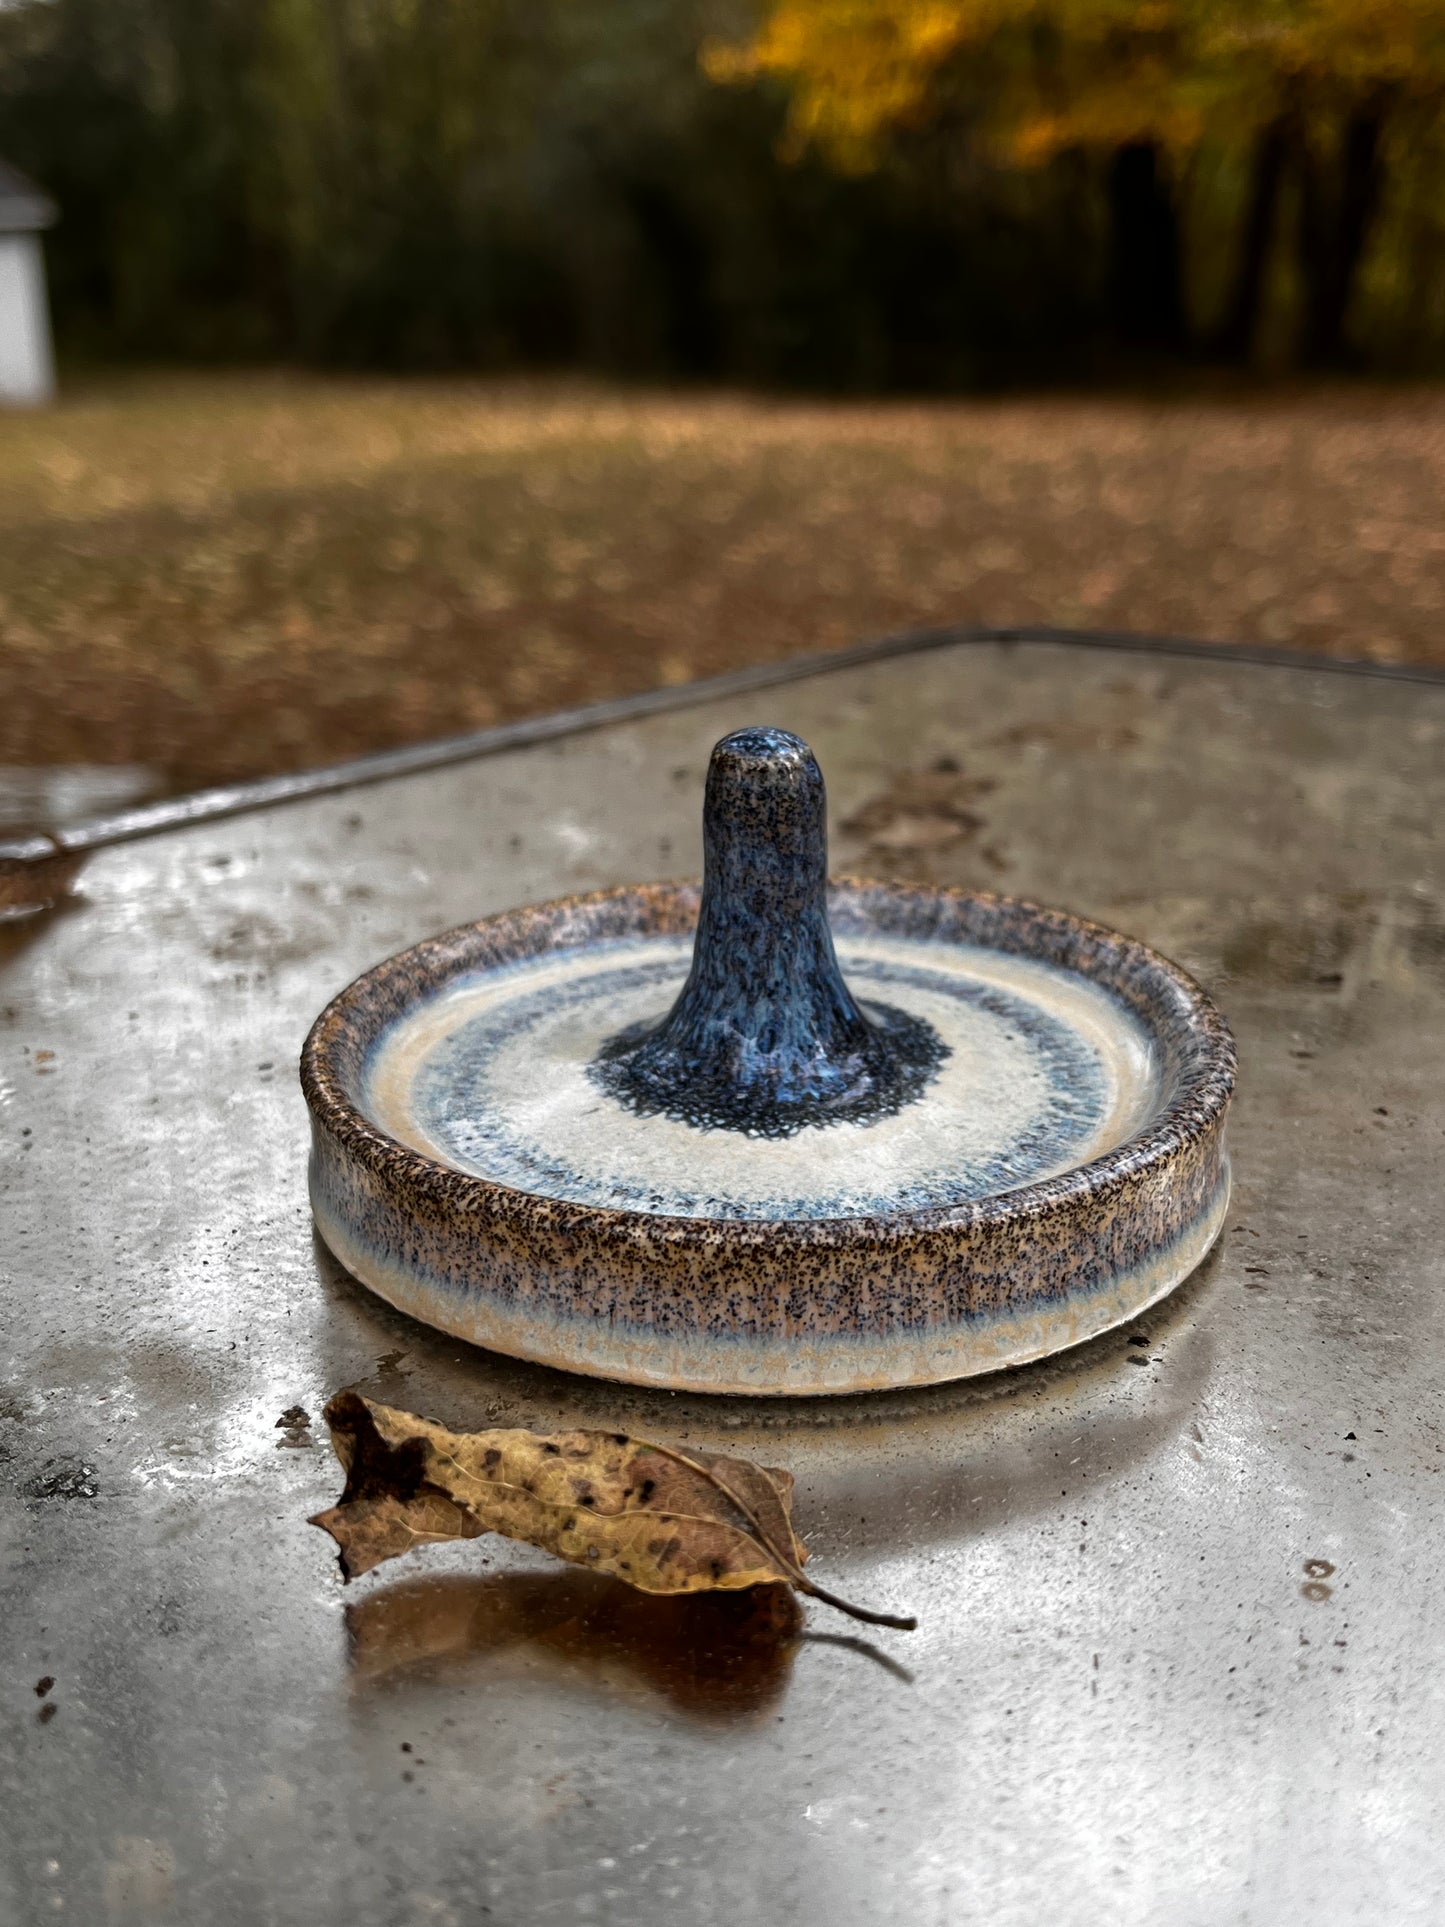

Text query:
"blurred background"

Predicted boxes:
[[2, 0, 1444, 821]]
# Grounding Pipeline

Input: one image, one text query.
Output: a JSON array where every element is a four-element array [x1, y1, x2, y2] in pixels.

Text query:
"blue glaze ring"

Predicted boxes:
[[592, 728, 946, 1136]]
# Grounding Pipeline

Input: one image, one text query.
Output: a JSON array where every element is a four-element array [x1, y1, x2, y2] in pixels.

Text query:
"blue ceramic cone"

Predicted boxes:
[[592, 727, 946, 1136]]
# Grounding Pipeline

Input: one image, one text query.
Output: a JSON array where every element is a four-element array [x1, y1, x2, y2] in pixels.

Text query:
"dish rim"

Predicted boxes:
[[301, 879, 1236, 1247]]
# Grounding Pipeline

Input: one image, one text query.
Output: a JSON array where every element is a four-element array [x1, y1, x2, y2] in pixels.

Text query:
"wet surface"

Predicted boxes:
[[346, 1572, 804, 1722], [1, 638, 1443, 1924]]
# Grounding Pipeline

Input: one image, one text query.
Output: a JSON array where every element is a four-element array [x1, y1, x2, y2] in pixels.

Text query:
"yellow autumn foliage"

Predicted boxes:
[[706, 0, 1445, 169]]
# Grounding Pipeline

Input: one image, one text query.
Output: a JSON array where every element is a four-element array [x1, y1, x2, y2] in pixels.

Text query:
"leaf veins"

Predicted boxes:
[[310, 1391, 915, 1631]]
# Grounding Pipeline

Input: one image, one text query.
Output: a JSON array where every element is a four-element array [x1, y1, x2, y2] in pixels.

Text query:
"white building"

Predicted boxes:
[[0, 159, 56, 406]]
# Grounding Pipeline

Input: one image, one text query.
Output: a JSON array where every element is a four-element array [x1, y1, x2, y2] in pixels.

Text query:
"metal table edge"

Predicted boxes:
[[4, 622, 1443, 871]]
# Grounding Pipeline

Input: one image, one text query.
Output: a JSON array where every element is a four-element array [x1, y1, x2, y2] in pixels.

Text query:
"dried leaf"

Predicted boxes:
[[311, 1392, 915, 1631], [860, 809, 982, 853], [842, 768, 994, 854]]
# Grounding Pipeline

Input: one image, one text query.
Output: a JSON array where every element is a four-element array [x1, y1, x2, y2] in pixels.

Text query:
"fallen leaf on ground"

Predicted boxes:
[[842, 767, 994, 854], [311, 1391, 915, 1630]]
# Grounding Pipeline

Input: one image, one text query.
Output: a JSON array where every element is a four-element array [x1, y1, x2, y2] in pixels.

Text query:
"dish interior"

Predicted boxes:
[[362, 932, 1161, 1223]]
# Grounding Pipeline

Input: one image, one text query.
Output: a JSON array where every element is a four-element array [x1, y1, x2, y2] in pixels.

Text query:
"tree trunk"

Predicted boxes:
[[619, 177, 717, 378], [1106, 140, 1186, 355], [1213, 113, 1291, 364], [1297, 91, 1393, 368]]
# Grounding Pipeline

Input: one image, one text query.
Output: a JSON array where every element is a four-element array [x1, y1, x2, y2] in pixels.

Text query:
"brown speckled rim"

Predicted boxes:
[[301, 881, 1235, 1393], [303, 880, 1234, 1242]]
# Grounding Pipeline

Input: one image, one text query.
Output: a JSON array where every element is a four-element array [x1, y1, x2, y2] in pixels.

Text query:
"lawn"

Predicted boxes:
[[3, 372, 1444, 794]]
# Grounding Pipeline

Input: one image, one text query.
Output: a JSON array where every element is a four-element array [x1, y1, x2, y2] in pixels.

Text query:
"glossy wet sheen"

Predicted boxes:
[[594, 728, 946, 1136], [368, 932, 1158, 1219], [2, 637, 1443, 1924]]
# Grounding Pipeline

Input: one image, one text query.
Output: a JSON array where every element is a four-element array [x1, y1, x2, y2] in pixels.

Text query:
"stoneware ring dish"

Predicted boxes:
[[302, 727, 1235, 1396]]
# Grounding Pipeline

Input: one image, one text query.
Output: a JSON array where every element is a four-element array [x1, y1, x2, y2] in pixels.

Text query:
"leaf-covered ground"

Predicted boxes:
[[3, 372, 1443, 791]]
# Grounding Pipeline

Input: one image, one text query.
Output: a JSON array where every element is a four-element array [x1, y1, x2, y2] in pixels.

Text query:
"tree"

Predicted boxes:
[[706, 0, 1445, 367]]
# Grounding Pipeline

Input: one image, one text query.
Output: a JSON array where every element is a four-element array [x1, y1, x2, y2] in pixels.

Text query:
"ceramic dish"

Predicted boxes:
[[302, 729, 1235, 1394]]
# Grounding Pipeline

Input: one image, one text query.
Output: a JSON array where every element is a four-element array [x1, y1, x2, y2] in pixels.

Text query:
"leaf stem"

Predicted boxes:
[[645, 1437, 918, 1632], [796, 1579, 918, 1632]]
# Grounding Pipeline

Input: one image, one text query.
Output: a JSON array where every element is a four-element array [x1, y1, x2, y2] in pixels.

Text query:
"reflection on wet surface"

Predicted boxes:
[[800, 1631, 916, 1686], [312, 1230, 1223, 1570], [347, 1570, 802, 1724], [0, 848, 84, 935], [5, 641, 1444, 1925]]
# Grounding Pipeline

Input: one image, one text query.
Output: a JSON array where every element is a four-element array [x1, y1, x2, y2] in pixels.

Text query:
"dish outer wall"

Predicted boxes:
[[301, 880, 1235, 1396]]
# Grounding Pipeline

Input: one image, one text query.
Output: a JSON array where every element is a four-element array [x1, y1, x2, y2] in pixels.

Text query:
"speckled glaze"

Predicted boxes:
[[302, 880, 1235, 1396], [594, 728, 945, 1136]]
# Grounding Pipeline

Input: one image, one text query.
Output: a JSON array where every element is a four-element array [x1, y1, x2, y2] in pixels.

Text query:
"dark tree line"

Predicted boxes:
[[1, 0, 1442, 385]]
